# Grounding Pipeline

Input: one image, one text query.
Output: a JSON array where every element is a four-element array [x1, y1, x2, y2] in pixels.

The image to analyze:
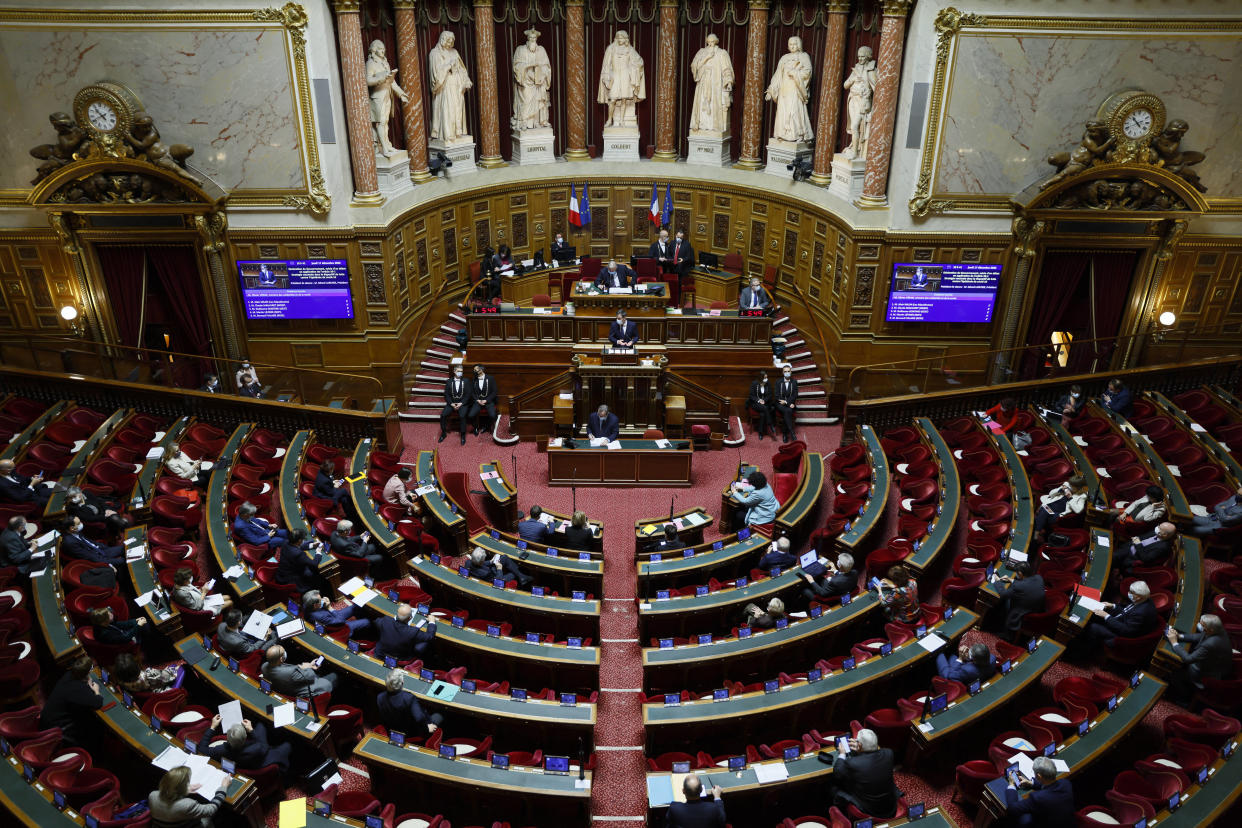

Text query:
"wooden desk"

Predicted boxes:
[[637, 532, 767, 590], [1138, 738, 1242, 827], [572, 350, 668, 431], [279, 430, 339, 587], [498, 266, 572, 305], [1092, 401, 1192, 519], [1153, 534, 1204, 677], [904, 418, 960, 576], [775, 452, 825, 546], [837, 425, 889, 553], [205, 424, 263, 610], [635, 507, 712, 553], [44, 408, 129, 517], [478, 460, 519, 530], [547, 439, 693, 487], [1149, 390, 1242, 484], [568, 281, 670, 315], [414, 450, 468, 555], [639, 569, 805, 639], [124, 526, 185, 642], [33, 531, 83, 668], [349, 437, 402, 553], [129, 416, 190, 511], [470, 531, 603, 594], [1057, 528, 1114, 641], [355, 733, 591, 827]]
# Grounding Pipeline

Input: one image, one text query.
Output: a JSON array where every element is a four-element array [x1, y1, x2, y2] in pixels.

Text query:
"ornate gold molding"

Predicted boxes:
[[0, 4, 328, 214], [909, 9, 1242, 218]]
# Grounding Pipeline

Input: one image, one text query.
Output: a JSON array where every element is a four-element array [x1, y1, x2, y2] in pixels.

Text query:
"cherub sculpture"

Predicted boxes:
[[28, 112, 89, 184], [1152, 119, 1206, 193], [125, 113, 203, 186]]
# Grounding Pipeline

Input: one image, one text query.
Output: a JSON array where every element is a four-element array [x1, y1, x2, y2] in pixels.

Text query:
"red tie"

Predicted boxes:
[[674, 241, 680, 262]]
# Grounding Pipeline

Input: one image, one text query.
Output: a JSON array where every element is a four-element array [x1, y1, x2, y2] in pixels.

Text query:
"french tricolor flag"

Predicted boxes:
[[569, 184, 581, 227], [649, 183, 661, 226]]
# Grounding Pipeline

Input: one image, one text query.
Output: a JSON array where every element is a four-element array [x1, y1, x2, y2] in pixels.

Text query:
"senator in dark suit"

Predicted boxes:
[[61, 517, 125, 565], [466, 365, 498, 435], [739, 277, 771, 311], [936, 643, 997, 684], [261, 645, 338, 697], [747, 372, 774, 439], [372, 604, 436, 661], [798, 553, 857, 603], [65, 486, 129, 535], [1101, 378, 1133, 417], [608, 312, 638, 347], [666, 774, 725, 828], [1189, 487, 1242, 536], [1081, 580, 1158, 652], [757, 536, 797, 570], [467, 546, 532, 588], [1114, 522, 1175, 575], [1165, 614, 1232, 701], [304, 590, 372, 637], [550, 236, 573, 263], [830, 729, 901, 818], [588, 405, 620, 441], [0, 516, 36, 575], [440, 368, 470, 444], [773, 367, 799, 442], [517, 505, 553, 543], [563, 512, 596, 551], [88, 606, 148, 647], [215, 609, 279, 658], [313, 459, 350, 508], [646, 525, 684, 555], [0, 459, 50, 507], [1004, 757, 1075, 828], [596, 261, 634, 290], [648, 231, 674, 267], [996, 562, 1046, 635], [202, 717, 293, 773], [274, 529, 322, 594], [329, 520, 383, 570], [377, 669, 443, 736], [39, 657, 103, 747], [668, 231, 695, 278]]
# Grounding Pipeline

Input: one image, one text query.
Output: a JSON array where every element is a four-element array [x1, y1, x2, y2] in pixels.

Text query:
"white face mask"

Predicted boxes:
[[1127, 592, 1138, 603], [1196, 622, 1204, 632], [1071, 393, 1080, 399], [454, 370, 463, 378], [556, 237, 563, 243], [783, 371, 791, 379]]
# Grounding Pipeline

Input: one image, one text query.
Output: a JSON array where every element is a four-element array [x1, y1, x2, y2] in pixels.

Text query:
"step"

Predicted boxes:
[[410, 385, 443, 396], [415, 372, 449, 384], [797, 415, 840, 425], [432, 336, 458, 348], [426, 347, 456, 359], [398, 409, 439, 421], [449, 312, 468, 325], [408, 398, 443, 409], [420, 358, 450, 370], [439, 323, 462, 334], [773, 315, 790, 327]]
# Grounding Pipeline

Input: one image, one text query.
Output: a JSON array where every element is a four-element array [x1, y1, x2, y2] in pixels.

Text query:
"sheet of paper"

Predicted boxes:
[[753, 762, 789, 784], [152, 745, 189, 771], [272, 702, 296, 728], [134, 590, 156, 608], [414, 484, 437, 496], [36, 530, 56, 546], [548, 438, 563, 448], [126, 548, 147, 562], [200, 461, 214, 471], [203, 594, 227, 612], [917, 721, 934, 733], [279, 799, 307, 828], [589, 437, 608, 447], [145, 446, 165, 459], [1073, 435, 1088, 446], [338, 576, 365, 595], [574, 778, 591, 789], [1008, 550, 1029, 563], [425, 680, 460, 703], [655, 439, 671, 448], [1189, 504, 1209, 517], [1190, 422, 1206, 432], [646, 775, 674, 807], [917, 632, 948, 653], [479, 470, 499, 480], [1097, 535, 1110, 547], [275, 619, 305, 639], [351, 588, 379, 606], [533, 307, 550, 314], [607, 440, 622, 450], [219, 699, 243, 731], [153, 431, 166, 441], [1076, 596, 1107, 613], [1052, 759, 1070, 774], [241, 610, 273, 640], [1009, 753, 1035, 778], [223, 565, 245, 580], [558, 393, 574, 400]]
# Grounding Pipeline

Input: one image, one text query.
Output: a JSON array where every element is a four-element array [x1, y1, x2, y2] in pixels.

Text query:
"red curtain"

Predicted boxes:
[[1067, 251, 1138, 374], [1021, 250, 1089, 379], [95, 245, 146, 348], [147, 246, 212, 358]]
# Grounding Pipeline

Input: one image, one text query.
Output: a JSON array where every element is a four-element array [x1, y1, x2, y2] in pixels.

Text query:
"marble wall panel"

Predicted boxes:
[[935, 31, 1242, 198], [0, 25, 304, 193]]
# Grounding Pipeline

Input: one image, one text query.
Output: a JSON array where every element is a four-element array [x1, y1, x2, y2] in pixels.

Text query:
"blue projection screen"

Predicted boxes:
[[237, 259, 354, 320], [884, 262, 1002, 324]]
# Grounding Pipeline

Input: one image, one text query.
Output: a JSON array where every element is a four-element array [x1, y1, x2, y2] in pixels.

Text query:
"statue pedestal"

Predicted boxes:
[[829, 153, 867, 201], [601, 126, 640, 162], [374, 150, 412, 198], [511, 128, 556, 166], [429, 137, 477, 176], [764, 140, 811, 178], [686, 132, 730, 167]]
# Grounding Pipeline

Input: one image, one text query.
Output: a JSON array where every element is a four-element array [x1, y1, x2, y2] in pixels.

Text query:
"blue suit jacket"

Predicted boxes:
[[1004, 778, 1075, 827], [61, 532, 123, 564], [589, 412, 620, 441], [1102, 597, 1159, 639], [609, 320, 638, 346], [376, 689, 434, 734], [233, 516, 276, 547], [937, 653, 997, 684], [373, 615, 436, 660], [665, 798, 726, 828], [1103, 387, 1133, 416], [517, 519, 551, 543]]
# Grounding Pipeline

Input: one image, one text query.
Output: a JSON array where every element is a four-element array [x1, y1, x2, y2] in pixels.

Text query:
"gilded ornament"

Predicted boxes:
[[933, 8, 984, 62]]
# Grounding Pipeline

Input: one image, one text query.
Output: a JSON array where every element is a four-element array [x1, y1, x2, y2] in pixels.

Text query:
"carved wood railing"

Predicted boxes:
[[665, 370, 731, 433], [506, 370, 576, 440]]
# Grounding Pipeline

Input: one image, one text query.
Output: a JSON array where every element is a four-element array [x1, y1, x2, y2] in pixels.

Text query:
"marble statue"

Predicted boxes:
[[429, 31, 473, 142], [842, 46, 877, 159], [689, 34, 734, 134], [765, 36, 813, 144], [366, 39, 409, 158], [598, 30, 645, 129], [512, 28, 551, 131]]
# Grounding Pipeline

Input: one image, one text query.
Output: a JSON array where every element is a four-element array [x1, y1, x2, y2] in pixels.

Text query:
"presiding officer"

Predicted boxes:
[[596, 260, 634, 291]]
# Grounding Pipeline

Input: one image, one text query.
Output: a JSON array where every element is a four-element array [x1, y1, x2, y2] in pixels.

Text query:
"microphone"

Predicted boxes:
[[578, 737, 586, 781]]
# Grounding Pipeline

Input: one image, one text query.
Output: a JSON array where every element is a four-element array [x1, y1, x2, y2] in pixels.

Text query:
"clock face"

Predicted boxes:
[[1122, 108, 1153, 139], [87, 100, 118, 132]]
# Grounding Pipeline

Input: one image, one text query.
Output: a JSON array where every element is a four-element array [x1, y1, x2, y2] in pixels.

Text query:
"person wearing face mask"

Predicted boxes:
[[670, 229, 695, 279], [595, 259, 634, 291], [609, 310, 637, 348], [200, 373, 221, 394], [61, 516, 125, 565], [441, 365, 471, 444], [235, 361, 260, 390], [747, 371, 775, 439], [1113, 521, 1176, 577], [1164, 614, 1232, 703], [64, 485, 130, 536], [550, 233, 573, 264], [773, 365, 799, 443], [1054, 384, 1085, 421], [739, 276, 770, 311], [1079, 579, 1157, 655], [467, 364, 498, 436]]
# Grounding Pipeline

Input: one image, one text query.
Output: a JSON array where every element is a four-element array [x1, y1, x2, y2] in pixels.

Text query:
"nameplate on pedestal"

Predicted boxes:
[[511, 128, 556, 166], [687, 132, 730, 168], [601, 127, 639, 162]]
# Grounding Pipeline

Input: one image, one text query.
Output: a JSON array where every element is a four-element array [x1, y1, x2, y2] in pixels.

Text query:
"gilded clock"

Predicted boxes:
[[72, 81, 144, 152], [1096, 90, 1166, 161]]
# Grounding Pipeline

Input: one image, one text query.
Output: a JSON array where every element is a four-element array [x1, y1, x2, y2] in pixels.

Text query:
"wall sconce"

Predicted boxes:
[[1154, 310, 1176, 343], [60, 304, 82, 336]]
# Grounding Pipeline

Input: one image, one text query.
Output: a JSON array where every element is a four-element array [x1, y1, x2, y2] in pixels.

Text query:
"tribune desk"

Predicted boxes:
[[356, 733, 591, 826], [547, 438, 693, 487]]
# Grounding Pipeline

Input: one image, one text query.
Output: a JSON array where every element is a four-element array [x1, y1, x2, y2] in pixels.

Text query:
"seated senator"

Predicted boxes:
[[739, 276, 771, 311], [61, 516, 125, 566], [798, 553, 857, 603], [908, 267, 930, 289], [1055, 384, 1086, 421], [757, 536, 796, 570], [329, 519, 383, 571], [588, 404, 620, 441], [372, 603, 436, 662], [608, 310, 638, 348], [1163, 613, 1232, 703], [936, 642, 996, 684], [377, 668, 443, 737], [563, 511, 596, 552], [742, 597, 786, 631], [1005, 756, 1076, 827], [995, 561, 1046, 639], [1188, 485, 1242, 537], [1113, 521, 1176, 576], [201, 714, 294, 775], [830, 728, 901, 819], [233, 501, 288, 549], [314, 458, 350, 509], [517, 505, 553, 543], [88, 605, 149, 647], [1100, 378, 1133, 417], [304, 589, 372, 637], [261, 644, 338, 697], [983, 396, 1019, 434], [646, 524, 683, 555], [0, 516, 38, 575], [596, 260, 634, 291], [466, 546, 532, 588], [1080, 580, 1157, 654], [0, 458, 50, 507], [216, 608, 279, 659], [730, 471, 780, 531], [274, 528, 323, 594]]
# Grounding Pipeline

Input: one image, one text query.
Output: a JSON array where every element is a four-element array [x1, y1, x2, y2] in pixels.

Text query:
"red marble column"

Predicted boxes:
[[734, 0, 770, 170], [809, 1, 851, 186], [392, 0, 431, 183], [474, 0, 503, 167], [332, 0, 381, 202], [652, 0, 679, 161], [564, 0, 588, 160], [860, 0, 913, 206]]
